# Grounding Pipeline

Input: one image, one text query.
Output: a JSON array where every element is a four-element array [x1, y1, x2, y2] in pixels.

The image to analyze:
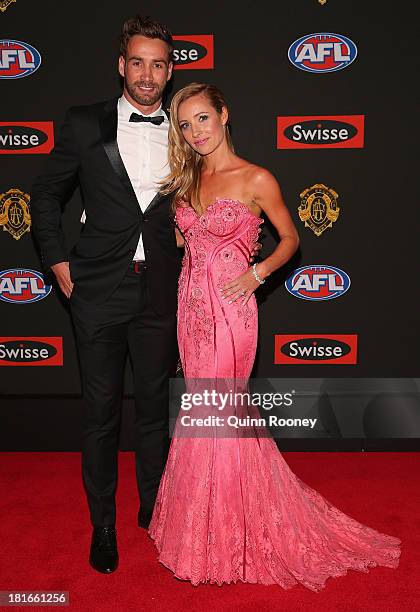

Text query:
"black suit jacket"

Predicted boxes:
[[31, 97, 181, 314]]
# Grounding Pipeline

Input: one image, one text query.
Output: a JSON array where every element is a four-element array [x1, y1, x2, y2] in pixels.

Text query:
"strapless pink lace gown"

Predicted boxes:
[[149, 199, 401, 589]]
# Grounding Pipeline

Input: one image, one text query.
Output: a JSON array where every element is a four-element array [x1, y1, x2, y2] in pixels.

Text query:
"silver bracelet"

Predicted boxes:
[[251, 263, 265, 284]]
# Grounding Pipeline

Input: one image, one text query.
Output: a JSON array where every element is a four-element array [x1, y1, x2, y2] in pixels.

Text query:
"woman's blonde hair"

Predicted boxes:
[[161, 83, 234, 212]]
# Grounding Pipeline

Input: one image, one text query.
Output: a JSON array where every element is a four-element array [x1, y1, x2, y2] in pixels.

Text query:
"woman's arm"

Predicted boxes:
[[251, 168, 299, 280], [221, 168, 299, 304]]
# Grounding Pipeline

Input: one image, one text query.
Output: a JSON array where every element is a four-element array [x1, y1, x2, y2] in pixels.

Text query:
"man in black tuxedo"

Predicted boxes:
[[31, 16, 180, 574]]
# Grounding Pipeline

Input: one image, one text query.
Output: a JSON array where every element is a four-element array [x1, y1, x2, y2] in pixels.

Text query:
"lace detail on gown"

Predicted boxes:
[[148, 199, 401, 589]]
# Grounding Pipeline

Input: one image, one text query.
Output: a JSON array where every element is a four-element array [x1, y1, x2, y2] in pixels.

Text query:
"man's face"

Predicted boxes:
[[119, 35, 173, 109]]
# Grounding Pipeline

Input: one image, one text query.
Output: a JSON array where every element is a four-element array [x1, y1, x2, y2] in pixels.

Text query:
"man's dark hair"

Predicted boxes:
[[120, 15, 174, 61]]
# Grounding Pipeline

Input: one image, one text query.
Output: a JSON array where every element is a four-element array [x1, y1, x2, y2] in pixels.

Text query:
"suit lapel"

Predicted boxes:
[[98, 98, 171, 215], [99, 97, 139, 208], [143, 191, 162, 214]]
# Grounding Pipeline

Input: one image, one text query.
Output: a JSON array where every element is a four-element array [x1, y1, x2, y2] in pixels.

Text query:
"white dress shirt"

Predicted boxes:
[[81, 94, 169, 261]]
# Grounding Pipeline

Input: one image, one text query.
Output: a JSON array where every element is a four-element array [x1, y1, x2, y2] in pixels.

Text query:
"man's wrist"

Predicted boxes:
[[51, 261, 69, 273]]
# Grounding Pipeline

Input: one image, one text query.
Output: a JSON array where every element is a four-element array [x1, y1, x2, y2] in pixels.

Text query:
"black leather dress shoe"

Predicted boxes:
[[89, 526, 119, 574], [138, 509, 152, 529]]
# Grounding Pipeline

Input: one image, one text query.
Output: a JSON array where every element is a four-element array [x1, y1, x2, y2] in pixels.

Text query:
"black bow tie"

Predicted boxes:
[[129, 112, 165, 125]]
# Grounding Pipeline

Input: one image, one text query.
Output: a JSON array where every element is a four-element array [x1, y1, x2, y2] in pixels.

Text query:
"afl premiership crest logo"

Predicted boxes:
[[298, 183, 339, 236], [0, 0, 16, 12], [0, 188, 31, 240]]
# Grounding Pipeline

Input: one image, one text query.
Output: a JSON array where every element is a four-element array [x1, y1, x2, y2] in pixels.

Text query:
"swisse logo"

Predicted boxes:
[[173, 35, 214, 70], [0, 337, 63, 366], [277, 115, 364, 149], [286, 265, 350, 301], [0, 40, 41, 79], [0, 269, 52, 303], [0, 122, 54, 154], [288, 33, 357, 73], [274, 334, 358, 364]]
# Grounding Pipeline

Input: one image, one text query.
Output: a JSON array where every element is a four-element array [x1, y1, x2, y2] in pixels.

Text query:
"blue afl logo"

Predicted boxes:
[[0, 269, 52, 303], [285, 265, 351, 301], [0, 40, 42, 79], [288, 33, 357, 73]]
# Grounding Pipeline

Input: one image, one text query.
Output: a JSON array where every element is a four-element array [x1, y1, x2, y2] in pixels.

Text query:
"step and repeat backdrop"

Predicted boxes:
[[1, 0, 419, 447]]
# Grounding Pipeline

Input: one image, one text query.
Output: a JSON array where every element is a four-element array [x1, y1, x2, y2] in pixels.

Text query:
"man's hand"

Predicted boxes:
[[175, 227, 185, 248], [51, 261, 73, 298]]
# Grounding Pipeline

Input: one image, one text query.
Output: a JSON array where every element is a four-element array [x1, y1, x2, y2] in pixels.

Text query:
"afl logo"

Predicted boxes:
[[0, 40, 41, 79], [286, 265, 351, 300], [288, 33, 357, 73], [0, 269, 52, 303], [173, 35, 214, 70]]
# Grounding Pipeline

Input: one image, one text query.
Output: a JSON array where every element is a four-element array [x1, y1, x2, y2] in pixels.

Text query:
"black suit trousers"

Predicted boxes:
[[70, 263, 177, 527]]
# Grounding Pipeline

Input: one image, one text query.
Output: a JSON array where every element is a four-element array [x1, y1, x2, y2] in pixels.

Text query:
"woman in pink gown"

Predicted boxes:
[[148, 83, 401, 589]]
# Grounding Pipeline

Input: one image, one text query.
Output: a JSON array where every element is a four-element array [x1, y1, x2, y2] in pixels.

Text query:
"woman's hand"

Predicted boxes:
[[220, 266, 264, 305]]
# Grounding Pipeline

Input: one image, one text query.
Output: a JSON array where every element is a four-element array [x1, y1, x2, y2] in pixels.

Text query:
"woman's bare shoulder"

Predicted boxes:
[[250, 164, 278, 184], [234, 158, 277, 183]]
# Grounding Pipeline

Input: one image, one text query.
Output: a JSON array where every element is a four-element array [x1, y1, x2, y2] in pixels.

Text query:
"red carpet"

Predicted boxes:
[[0, 452, 418, 611]]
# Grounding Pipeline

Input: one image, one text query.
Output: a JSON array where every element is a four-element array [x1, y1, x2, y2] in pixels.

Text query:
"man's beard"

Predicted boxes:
[[126, 78, 165, 107]]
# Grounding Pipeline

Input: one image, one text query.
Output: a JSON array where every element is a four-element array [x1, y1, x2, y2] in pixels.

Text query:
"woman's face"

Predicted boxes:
[[177, 93, 228, 156]]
